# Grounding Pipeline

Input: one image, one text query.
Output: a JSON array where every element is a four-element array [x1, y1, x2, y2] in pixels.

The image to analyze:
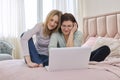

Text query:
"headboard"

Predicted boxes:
[[83, 11, 120, 42]]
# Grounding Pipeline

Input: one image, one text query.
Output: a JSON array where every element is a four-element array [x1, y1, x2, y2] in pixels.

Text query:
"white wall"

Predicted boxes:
[[83, 0, 120, 17]]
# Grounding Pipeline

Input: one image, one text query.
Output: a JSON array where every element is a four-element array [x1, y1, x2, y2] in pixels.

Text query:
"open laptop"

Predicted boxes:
[[45, 47, 91, 71]]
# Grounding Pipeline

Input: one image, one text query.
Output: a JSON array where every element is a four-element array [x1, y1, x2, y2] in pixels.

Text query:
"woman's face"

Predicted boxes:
[[61, 20, 73, 36], [47, 15, 59, 30]]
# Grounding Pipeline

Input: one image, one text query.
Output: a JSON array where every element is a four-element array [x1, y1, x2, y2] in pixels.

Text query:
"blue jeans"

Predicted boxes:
[[21, 33, 48, 66], [90, 45, 110, 62]]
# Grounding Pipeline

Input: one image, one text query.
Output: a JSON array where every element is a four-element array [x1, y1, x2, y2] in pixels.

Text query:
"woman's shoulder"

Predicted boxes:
[[75, 30, 83, 35], [74, 30, 83, 40], [51, 32, 63, 39], [35, 22, 44, 28], [51, 32, 60, 36], [33, 22, 44, 31]]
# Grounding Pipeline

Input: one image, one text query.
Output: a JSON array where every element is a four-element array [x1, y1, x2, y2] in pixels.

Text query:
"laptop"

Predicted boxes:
[[45, 47, 91, 71]]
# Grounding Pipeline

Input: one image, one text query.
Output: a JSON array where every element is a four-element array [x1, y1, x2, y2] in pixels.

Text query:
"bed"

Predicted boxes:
[[0, 11, 120, 80]]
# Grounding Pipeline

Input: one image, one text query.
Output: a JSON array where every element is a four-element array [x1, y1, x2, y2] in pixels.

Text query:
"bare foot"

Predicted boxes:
[[39, 64, 43, 67], [27, 62, 39, 68]]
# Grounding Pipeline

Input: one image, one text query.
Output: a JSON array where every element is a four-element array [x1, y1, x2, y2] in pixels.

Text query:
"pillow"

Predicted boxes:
[[92, 37, 120, 58], [82, 37, 97, 48]]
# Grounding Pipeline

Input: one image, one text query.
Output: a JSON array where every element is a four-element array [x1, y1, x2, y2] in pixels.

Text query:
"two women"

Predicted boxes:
[[21, 11, 110, 68], [49, 13, 110, 62]]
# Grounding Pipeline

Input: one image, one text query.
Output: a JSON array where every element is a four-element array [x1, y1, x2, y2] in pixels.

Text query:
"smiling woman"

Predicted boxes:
[[20, 10, 62, 68]]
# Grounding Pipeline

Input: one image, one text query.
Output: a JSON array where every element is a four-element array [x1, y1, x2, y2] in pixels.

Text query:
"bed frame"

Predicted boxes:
[[83, 11, 120, 42]]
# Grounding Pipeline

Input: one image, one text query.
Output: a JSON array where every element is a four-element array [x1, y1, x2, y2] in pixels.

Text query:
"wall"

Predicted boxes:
[[83, 0, 120, 17]]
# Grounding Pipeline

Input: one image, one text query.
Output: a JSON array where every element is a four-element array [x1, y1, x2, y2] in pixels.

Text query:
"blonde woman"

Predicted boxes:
[[21, 10, 62, 68]]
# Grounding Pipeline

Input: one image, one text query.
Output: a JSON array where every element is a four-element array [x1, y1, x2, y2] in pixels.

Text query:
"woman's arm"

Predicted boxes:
[[24, 56, 39, 68], [21, 23, 42, 56], [20, 23, 43, 67], [66, 31, 83, 47], [49, 32, 58, 48], [66, 32, 74, 47], [66, 23, 78, 47]]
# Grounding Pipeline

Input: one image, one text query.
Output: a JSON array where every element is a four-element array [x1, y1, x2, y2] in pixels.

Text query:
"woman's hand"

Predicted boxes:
[[27, 62, 39, 68], [70, 23, 78, 34], [66, 23, 78, 47], [25, 55, 43, 68]]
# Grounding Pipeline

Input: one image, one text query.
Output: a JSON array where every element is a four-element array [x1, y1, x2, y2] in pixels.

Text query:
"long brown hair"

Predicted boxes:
[[43, 10, 62, 37]]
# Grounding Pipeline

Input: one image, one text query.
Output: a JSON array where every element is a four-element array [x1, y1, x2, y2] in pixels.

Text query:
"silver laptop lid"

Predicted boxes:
[[48, 47, 91, 71]]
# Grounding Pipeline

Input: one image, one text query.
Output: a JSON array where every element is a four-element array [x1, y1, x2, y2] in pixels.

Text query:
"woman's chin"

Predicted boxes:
[[63, 33, 69, 36], [48, 27, 56, 31]]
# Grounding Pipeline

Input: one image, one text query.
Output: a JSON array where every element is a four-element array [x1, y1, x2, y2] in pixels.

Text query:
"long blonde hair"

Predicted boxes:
[[43, 10, 62, 37]]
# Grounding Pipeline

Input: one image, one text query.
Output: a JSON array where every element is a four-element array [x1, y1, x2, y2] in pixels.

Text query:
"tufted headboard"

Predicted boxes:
[[83, 11, 120, 42]]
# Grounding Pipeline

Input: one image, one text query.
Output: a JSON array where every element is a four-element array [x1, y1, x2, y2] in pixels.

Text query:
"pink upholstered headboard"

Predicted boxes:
[[83, 11, 120, 42]]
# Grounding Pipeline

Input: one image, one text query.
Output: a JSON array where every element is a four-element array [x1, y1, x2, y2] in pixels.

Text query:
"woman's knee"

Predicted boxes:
[[100, 45, 111, 54]]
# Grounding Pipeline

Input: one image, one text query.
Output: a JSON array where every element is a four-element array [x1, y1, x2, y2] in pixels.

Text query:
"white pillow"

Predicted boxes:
[[92, 37, 120, 58]]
